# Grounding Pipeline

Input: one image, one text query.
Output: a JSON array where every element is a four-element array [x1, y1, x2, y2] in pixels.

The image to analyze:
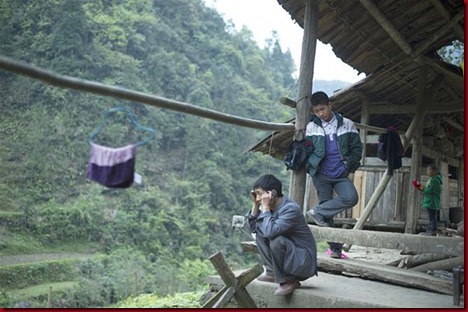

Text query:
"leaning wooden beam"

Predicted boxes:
[[309, 226, 464, 257], [318, 254, 453, 295], [0, 56, 294, 132], [348, 171, 392, 235]]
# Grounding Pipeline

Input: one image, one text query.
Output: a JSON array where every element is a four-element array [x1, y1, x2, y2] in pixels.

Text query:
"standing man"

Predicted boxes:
[[304, 91, 362, 259], [248, 174, 317, 296]]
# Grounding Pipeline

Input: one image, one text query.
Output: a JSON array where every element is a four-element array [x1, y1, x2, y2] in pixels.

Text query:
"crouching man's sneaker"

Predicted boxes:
[[274, 280, 301, 296], [257, 274, 275, 283]]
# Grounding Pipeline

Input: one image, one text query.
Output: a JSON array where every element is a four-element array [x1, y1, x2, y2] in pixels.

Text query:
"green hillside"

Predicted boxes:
[[0, 0, 348, 307]]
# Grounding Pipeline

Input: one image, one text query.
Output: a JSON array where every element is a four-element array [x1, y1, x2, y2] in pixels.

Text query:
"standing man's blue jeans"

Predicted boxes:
[[311, 172, 358, 251]]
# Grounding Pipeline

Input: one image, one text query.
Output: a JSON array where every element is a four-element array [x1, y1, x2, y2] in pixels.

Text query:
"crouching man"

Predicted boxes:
[[248, 174, 318, 296]]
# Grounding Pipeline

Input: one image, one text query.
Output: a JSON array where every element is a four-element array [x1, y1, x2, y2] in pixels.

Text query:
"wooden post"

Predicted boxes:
[[439, 161, 450, 225], [359, 96, 370, 166], [457, 160, 464, 208], [405, 126, 422, 234], [290, 0, 318, 208]]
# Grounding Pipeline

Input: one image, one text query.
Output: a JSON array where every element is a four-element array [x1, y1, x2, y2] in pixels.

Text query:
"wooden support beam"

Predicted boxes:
[[206, 251, 261, 308], [0, 56, 295, 132], [421, 146, 459, 167], [359, 0, 413, 55], [420, 55, 464, 88], [413, 11, 464, 56], [290, 0, 318, 208], [428, 0, 464, 40], [359, 95, 370, 166], [402, 72, 444, 149], [354, 123, 387, 134], [368, 101, 464, 114], [406, 126, 422, 234], [405, 65, 427, 234], [441, 116, 464, 132], [309, 226, 464, 256]]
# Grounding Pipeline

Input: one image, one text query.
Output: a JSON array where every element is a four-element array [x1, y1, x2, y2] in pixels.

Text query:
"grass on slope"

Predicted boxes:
[[10, 281, 78, 300]]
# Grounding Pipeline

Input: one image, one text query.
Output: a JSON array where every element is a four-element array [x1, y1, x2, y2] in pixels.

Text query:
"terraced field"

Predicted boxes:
[[0, 253, 92, 266]]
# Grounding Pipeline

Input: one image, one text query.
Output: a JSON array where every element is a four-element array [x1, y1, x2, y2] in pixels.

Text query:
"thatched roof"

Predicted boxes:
[[251, 0, 464, 161]]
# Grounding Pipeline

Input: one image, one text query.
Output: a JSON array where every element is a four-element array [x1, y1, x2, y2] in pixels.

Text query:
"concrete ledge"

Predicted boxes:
[[207, 271, 463, 308]]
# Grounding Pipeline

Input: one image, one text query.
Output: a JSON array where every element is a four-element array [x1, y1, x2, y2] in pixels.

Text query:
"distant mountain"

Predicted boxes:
[[312, 80, 351, 97]]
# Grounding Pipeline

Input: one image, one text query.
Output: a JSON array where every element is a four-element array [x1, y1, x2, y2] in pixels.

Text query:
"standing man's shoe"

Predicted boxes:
[[306, 209, 329, 227], [274, 280, 301, 296], [419, 231, 436, 236]]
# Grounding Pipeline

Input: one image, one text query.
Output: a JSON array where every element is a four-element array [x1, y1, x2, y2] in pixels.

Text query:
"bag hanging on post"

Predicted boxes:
[[284, 130, 308, 171]]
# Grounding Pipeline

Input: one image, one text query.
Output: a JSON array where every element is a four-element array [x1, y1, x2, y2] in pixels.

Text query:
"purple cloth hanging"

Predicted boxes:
[[86, 143, 137, 188]]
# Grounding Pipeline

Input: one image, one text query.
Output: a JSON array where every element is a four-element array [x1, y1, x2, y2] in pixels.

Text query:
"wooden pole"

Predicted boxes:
[[290, 0, 318, 208], [440, 161, 450, 224], [359, 96, 370, 166], [405, 126, 422, 234], [0, 56, 294, 132]]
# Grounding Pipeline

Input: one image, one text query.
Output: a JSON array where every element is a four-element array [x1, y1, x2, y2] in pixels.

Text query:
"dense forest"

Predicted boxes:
[[0, 0, 348, 307]]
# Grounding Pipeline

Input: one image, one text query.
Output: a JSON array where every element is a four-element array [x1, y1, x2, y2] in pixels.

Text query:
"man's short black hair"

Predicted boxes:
[[310, 91, 330, 106], [253, 174, 283, 197]]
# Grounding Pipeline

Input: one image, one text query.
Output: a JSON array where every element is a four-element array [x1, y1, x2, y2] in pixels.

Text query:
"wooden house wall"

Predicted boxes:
[[305, 164, 460, 225]]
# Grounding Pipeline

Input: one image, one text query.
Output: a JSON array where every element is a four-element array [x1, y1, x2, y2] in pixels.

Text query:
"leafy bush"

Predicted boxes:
[[117, 291, 206, 308], [0, 289, 12, 308], [0, 260, 79, 289]]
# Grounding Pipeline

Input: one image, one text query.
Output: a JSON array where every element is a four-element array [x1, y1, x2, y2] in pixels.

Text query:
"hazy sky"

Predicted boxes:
[[204, 0, 366, 83]]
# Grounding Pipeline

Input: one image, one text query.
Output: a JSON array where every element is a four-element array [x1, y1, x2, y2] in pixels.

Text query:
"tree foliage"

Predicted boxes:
[[0, 0, 304, 306]]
